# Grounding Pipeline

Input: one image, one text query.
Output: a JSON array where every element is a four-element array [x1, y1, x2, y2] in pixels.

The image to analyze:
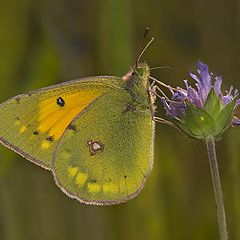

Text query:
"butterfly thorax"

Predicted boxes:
[[123, 63, 152, 109]]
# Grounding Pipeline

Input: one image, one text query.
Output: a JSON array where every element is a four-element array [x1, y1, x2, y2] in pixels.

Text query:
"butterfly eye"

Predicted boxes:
[[57, 97, 65, 107], [131, 71, 136, 76]]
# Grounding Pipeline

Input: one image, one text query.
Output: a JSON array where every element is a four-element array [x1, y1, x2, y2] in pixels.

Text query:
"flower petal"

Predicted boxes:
[[213, 76, 222, 96], [231, 116, 240, 126], [172, 90, 187, 101], [197, 61, 212, 101], [161, 98, 176, 117], [187, 86, 202, 107], [189, 72, 200, 83]]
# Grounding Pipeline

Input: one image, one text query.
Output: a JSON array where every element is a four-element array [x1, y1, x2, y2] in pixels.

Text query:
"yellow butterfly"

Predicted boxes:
[[0, 39, 163, 205]]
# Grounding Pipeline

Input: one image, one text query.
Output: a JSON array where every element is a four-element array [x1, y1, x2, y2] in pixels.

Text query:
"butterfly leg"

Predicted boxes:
[[152, 116, 177, 127], [148, 82, 158, 118], [148, 82, 179, 129]]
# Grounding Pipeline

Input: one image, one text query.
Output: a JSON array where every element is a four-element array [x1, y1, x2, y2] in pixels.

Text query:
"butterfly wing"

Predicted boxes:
[[53, 87, 154, 205], [0, 77, 119, 169]]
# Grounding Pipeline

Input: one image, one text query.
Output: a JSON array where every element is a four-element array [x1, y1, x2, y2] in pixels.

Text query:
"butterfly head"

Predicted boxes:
[[122, 62, 153, 107], [134, 62, 150, 88], [122, 62, 150, 89], [122, 36, 154, 106]]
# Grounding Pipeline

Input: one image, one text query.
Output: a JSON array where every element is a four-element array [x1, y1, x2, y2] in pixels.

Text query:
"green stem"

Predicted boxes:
[[206, 136, 228, 240]]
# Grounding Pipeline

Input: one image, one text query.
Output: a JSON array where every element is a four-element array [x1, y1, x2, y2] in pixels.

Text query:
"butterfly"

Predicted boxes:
[[0, 38, 166, 205]]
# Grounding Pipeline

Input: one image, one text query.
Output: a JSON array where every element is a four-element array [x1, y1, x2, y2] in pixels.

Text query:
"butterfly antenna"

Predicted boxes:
[[135, 27, 154, 67], [143, 26, 150, 39], [136, 37, 155, 67]]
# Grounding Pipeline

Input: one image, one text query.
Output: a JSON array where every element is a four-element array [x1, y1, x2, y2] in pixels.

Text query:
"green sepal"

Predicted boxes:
[[171, 101, 216, 140], [171, 118, 203, 140], [185, 101, 215, 138], [204, 87, 222, 117], [214, 97, 237, 136]]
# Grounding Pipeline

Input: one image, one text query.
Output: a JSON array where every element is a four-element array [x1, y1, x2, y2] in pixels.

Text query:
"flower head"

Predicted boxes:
[[162, 61, 240, 140]]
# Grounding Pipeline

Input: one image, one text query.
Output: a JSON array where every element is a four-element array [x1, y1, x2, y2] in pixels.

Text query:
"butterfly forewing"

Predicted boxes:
[[0, 77, 119, 169]]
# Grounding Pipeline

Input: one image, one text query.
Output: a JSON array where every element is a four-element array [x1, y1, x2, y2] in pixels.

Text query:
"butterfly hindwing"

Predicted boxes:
[[0, 77, 119, 169], [53, 87, 154, 205]]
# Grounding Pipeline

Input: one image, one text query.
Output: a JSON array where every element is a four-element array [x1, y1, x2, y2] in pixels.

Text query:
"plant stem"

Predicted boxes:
[[206, 135, 228, 240]]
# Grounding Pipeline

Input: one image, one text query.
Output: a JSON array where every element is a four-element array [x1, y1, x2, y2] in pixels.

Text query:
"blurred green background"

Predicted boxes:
[[0, 0, 240, 239]]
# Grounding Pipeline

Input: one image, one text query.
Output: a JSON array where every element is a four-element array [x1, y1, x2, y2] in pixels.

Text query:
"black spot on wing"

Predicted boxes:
[[33, 130, 39, 135], [57, 97, 65, 107], [89, 179, 97, 183], [67, 124, 77, 132], [46, 136, 54, 142], [123, 103, 136, 113]]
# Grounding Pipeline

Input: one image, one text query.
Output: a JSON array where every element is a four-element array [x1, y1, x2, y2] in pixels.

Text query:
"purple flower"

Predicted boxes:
[[161, 61, 240, 140]]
